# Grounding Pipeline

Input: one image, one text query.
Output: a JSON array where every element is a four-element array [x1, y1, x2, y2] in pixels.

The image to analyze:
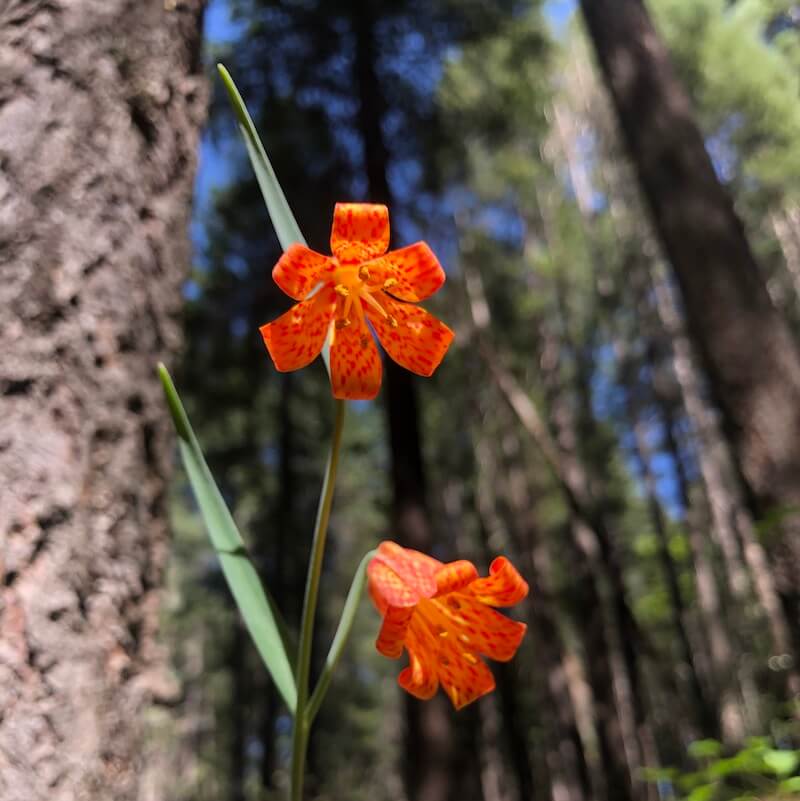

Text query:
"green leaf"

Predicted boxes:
[[686, 783, 716, 801], [158, 363, 297, 713], [689, 740, 724, 761], [779, 776, 800, 793], [763, 749, 799, 777], [216, 63, 305, 252], [306, 549, 376, 724], [216, 63, 331, 375]]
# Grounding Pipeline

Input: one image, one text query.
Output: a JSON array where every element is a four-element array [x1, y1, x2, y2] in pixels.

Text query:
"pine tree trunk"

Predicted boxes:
[[651, 264, 800, 699], [0, 2, 205, 799], [351, 3, 466, 799], [579, 0, 800, 635], [464, 266, 644, 801]]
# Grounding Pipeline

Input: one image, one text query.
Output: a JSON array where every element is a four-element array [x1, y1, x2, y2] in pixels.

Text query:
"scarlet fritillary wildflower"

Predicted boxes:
[[260, 203, 454, 400], [367, 541, 528, 709]]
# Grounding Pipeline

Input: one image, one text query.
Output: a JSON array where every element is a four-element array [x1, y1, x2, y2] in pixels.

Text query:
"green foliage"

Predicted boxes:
[[649, 738, 800, 801], [159, 364, 297, 711]]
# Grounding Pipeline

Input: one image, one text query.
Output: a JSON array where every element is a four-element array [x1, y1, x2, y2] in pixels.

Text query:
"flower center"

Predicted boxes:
[[416, 596, 477, 665], [332, 263, 399, 333]]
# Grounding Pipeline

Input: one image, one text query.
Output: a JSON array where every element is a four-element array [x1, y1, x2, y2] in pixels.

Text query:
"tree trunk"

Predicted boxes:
[[464, 265, 644, 801], [0, 2, 205, 800], [351, 4, 465, 800], [651, 263, 800, 698], [628, 405, 716, 738], [579, 0, 800, 632]]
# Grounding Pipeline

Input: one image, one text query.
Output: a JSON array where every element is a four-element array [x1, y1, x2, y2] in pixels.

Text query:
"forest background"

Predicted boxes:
[[2, 0, 800, 800]]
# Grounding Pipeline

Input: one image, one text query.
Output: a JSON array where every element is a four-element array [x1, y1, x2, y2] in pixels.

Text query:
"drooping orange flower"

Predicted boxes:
[[367, 541, 528, 710], [260, 203, 454, 400]]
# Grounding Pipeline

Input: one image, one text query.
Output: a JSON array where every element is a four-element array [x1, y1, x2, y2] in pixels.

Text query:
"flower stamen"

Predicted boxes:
[[361, 291, 389, 319]]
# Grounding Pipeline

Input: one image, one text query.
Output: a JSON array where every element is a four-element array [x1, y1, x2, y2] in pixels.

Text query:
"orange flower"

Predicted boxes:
[[260, 203, 454, 400], [367, 541, 528, 709]]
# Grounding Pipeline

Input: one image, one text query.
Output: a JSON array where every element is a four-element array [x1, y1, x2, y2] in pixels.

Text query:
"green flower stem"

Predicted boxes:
[[306, 549, 376, 725], [290, 398, 346, 801]]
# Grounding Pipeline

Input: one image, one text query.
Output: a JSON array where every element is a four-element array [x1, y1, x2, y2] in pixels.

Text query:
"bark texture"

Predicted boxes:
[[0, 2, 205, 799], [579, 0, 800, 616]]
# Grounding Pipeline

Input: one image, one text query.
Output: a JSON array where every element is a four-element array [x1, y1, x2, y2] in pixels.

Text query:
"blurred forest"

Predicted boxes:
[[153, 0, 800, 799], [3, 0, 800, 800]]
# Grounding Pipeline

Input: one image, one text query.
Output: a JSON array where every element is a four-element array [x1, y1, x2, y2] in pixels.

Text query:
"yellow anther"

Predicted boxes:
[[387, 315, 399, 329], [463, 653, 478, 665], [334, 284, 350, 297], [358, 265, 371, 281], [439, 630, 449, 638], [335, 318, 351, 330], [383, 277, 398, 290], [459, 633, 471, 644]]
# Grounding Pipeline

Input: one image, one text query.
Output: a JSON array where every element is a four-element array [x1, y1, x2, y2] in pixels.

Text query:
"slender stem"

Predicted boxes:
[[306, 549, 376, 725], [290, 399, 346, 801]]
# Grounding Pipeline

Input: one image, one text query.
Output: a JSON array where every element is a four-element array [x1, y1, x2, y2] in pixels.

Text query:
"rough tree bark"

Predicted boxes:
[[0, 2, 205, 800], [579, 0, 800, 631]]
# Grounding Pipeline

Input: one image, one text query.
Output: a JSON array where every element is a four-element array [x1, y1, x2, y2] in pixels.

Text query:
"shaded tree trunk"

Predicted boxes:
[[650, 263, 800, 698], [464, 265, 642, 801], [0, 2, 205, 800], [351, 3, 466, 800], [659, 392, 748, 742], [579, 0, 800, 641], [628, 402, 716, 738]]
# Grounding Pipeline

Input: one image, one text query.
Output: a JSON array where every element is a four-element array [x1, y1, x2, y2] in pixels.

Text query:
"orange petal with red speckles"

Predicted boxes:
[[330, 203, 390, 263], [328, 312, 382, 400], [399, 617, 439, 700], [434, 594, 527, 662], [434, 561, 478, 596], [435, 627, 496, 710], [468, 557, 529, 607], [272, 243, 334, 300], [375, 604, 415, 659], [369, 542, 440, 608], [366, 243, 445, 302], [260, 288, 336, 371], [367, 294, 454, 377]]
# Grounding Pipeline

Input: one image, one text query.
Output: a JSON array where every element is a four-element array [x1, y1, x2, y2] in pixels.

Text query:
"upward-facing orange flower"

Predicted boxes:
[[368, 541, 528, 710], [260, 203, 454, 400]]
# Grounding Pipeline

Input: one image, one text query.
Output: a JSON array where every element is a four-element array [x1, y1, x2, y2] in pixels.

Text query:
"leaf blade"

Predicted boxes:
[[158, 363, 297, 712], [217, 63, 305, 251]]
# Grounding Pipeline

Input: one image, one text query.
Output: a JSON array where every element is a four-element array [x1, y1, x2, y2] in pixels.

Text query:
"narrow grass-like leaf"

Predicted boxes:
[[159, 363, 297, 712], [217, 62, 331, 373], [217, 63, 305, 251], [306, 549, 376, 724]]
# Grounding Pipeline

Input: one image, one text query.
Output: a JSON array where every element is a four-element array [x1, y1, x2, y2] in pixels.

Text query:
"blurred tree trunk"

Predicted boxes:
[[659, 389, 748, 741], [579, 0, 800, 646], [465, 266, 641, 801], [0, 2, 205, 800], [230, 622, 248, 801], [351, 3, 467, 800], [627, 398, 716, 738], [474, 431, 588, 801], [650, 263, 800, 698]]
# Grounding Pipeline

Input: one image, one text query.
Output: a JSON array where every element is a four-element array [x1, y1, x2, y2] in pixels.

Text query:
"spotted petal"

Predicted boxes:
[[367, 294, 454, 377], [365, 243, 446, 302], [329, 311, 382, 400], [434, 594, 527, 662], [435, 628, 496, 710], [467, 557, 529, 607], [399, 619, 439, 700], [260, 288, 336, 371], [330, 203, 390, 263], [272, 243, 334, 300], [368, 542, 440, 609]]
